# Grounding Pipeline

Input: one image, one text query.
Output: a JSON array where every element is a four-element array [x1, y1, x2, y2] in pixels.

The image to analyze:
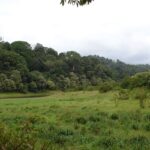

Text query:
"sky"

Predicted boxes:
[[0, 0, 150, 64]]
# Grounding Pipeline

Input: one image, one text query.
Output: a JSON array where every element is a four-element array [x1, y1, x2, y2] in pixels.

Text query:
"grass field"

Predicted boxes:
[[0, 91, 150, 150]]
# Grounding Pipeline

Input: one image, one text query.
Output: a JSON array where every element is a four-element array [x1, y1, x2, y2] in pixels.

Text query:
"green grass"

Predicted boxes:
[[0, 91, 51, 99], [0, 91, 150, 149]]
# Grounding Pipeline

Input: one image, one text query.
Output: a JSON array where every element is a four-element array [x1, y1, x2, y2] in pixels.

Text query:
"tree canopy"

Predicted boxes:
[[0, 40, 150, 93], [60, 0, 94, 6]]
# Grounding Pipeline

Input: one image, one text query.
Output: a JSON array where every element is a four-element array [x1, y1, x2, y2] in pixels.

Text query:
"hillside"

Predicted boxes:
[[0, 40, 150, 92]]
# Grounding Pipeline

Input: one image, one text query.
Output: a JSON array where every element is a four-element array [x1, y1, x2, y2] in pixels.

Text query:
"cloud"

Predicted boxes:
[[0, 0, 150, 64]]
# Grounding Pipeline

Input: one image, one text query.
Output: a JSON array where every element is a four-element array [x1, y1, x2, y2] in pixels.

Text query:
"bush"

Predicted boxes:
[[26, 115, 48, 124], [130, 110, 142, 121], [29, 81, 38, 92], [57, 128, 74, 136], [0, 123, 36, 150], [47, 80, 56, 90], [88, 115, 100, 122], [99, 82, 113, 93], [144, 113, 150, 121], [131, 123, 139, 130], [3, 79, 16, 91], [76, 117, 87, 124], [89, 123, 100, 135], [96, 136, 119, 148], [135, 88, 147, 108], [128, 135, 150, 149], [118, 89, 129, 100], [110, 113, 119, 120], [144, 123, 150, 131]]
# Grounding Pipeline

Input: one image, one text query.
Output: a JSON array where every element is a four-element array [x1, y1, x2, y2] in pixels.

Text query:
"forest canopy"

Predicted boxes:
[[0, 40, 150, 93]]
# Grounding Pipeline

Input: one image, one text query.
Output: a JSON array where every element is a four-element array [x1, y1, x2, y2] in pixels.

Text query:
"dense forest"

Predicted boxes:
[[0, 40, 150, 92]]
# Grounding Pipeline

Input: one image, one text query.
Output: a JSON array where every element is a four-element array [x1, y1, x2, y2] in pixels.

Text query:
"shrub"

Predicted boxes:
[[130, 110, 142, 122], [3, 79, 16, 91], [96, 136, 120, 148], [110, 113, 119, 120], [24, 115, 48, 126], [57, 128, 74, 136], [128, 135, 150, 149], [131, 123, 139, 130], [88, 115, 100, 122], [89, 123, 100, 135], [118, 89, 129, 100], [76, 117, 87, 124], [99, 82, 113, 93], [0, 123, 36, 150], [144, 123, 150, 131], [29, 81, 38, 92], [135, 88, 147, 108], [144, 113, 150, 121], [50, 135, 67, 146], [47, 80, 56, 90]]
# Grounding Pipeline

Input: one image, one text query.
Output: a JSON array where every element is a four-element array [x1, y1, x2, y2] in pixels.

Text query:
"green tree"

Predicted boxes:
[[0, 73, 7, 91], [0, 73, 7, 81], [79, 75, 89, 89], [29, 81, 38, 92], [10, 70, 22, 84], [11, 41, 33, 69], [3, 79, 16, 92], [60, 51, 82, 73], [30, 71, 47, 91], [47, 80, 56, 90], [10, 70, 23, 92], [135, 88, 147, 108], [99, 82, 113, 93], [91, 76, 102, 86], [121, 72, 150, 89], [11, 41, 31, 52], [60, 0, 94, 6], [69, 72, 79, 89], [17, 83, 26, 93], [46, 48, 58, 57], [31, 43, 48, 72], [34, 43, 46, 57], [0, 49, 28, 74], [1, 42, 11, 50], [56, 75, 71, 91]]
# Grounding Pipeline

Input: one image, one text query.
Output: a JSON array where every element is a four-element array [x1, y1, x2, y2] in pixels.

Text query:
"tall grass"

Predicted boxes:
[[0, 90, 149, 149]]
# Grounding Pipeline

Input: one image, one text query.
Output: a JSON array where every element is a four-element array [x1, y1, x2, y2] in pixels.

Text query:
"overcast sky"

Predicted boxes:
[[0, 0, 150, 64]]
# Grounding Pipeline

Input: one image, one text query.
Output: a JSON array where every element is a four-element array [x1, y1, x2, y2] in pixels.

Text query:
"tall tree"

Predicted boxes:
[[11, 41, 34, 69]]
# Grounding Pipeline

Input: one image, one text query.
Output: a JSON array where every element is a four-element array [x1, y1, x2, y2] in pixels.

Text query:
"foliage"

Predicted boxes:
[[121, 71, 150, 89], [60, 0, 94, 6], [3, 79, 16, 91], [118, 89, 129, 100], [99, 81, 115, 93], [29, 81, 38, 92], [135, 88, 147, 108], [1, 40, 150, 92], [0, 49, 28, 73], [0, 123, 36, 150], [47, 80, 56, 90]]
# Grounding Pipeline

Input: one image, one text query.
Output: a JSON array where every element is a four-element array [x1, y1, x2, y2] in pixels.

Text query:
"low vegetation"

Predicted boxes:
[[0, 91, 149, 149]]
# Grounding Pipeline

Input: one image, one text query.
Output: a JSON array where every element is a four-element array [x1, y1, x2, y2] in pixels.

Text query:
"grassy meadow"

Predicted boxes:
[[0, 90, 150, 150]]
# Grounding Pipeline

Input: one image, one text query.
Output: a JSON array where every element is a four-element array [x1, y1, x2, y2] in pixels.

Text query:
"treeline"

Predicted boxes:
[[121, 71, 150, 89], [0, 40, 150, 92]]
